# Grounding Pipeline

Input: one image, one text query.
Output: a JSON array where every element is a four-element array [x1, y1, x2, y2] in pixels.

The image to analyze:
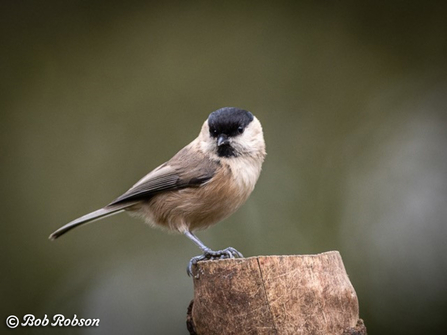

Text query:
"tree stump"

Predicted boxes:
[[186, 251, 366, 335]]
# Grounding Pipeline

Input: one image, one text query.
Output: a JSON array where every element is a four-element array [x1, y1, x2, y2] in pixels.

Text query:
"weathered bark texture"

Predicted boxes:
[[187, 251, 365, 335]]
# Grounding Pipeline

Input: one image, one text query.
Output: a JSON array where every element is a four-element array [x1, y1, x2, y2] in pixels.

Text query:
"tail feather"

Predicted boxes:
[[49, 203, 136, 240]]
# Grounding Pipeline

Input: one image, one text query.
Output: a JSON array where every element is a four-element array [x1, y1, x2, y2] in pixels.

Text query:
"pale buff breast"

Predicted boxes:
[[130, 159, 259, 233]]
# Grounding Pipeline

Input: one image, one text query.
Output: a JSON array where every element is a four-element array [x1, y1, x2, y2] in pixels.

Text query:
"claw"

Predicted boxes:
[[187, 247, 244, 276]]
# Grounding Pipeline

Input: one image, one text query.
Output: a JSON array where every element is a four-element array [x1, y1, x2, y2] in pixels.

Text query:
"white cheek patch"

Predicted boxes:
[[232, 118, 264, 155]]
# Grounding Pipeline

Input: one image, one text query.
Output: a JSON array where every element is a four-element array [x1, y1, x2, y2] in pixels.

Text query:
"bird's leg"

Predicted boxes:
[[184, 231, 243, 276]]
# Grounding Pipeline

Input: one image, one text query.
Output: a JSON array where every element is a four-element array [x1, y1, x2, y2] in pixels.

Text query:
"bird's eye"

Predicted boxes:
[[213, 129, 218, 134], [238, 126, 244, 134]]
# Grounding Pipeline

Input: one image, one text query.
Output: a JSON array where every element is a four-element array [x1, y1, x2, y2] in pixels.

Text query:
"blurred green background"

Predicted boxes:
[[1, 1, 447, 334]]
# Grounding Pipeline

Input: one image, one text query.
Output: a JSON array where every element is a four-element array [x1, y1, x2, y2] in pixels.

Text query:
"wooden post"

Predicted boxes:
[[186, 251, 366, 335]]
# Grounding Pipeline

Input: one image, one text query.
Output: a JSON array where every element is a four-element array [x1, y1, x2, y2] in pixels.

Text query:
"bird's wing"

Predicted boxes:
[[50, 146, 216, 240], [107, 146, 216, 206]]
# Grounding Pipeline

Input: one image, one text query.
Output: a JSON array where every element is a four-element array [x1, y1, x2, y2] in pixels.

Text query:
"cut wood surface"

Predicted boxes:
[[187, 251, 365, 335]]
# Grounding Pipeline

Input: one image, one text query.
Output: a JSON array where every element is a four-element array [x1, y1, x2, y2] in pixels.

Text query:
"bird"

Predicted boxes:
[[49, 107, 266, 275]]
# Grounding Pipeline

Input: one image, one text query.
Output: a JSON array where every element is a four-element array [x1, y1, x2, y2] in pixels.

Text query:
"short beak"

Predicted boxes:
[[217, 134, 230, 147]]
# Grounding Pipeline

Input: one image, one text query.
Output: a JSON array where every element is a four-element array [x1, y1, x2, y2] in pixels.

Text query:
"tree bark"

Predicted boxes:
[[187, 251, 366, 335]]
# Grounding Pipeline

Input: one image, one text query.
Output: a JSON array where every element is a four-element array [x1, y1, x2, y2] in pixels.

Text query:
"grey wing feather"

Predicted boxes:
[[49, 146, 216, 240], [108, 148, 216, 206], [108, 164, 181, 205]]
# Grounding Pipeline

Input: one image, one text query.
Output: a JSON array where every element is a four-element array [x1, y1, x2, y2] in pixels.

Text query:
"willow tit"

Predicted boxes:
[[49, 107, 266, 275]]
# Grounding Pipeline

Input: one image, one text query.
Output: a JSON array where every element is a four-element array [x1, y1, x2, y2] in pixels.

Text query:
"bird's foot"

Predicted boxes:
[[187, 247, 243, 276]]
